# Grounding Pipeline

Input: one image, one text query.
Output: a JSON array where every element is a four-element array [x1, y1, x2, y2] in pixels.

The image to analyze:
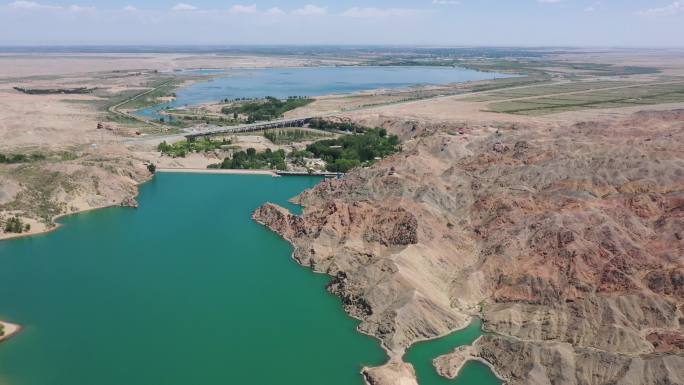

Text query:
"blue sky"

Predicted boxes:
[[0, 0, 683, 46]]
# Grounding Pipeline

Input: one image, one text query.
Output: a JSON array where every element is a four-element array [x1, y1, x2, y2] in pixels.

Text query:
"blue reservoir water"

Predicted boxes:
[[404, 318, 502, 385], [135, 66, 510, 119], [0, 174, 387, 385]]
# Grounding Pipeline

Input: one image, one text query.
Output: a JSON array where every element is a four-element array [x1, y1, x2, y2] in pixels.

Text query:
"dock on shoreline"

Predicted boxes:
[[156, 168, 277, 176], [156, 168, 343, 178], [275, 171, 343, 178]]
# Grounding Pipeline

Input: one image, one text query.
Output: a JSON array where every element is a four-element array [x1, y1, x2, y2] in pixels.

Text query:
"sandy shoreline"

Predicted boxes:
[[0, 217, 48, 241], [0, 321, 21, 342], [156, 168, 278, 176]]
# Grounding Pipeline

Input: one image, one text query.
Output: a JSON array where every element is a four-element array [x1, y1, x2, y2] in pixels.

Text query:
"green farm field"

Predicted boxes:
[[479, 79, 684, 115]]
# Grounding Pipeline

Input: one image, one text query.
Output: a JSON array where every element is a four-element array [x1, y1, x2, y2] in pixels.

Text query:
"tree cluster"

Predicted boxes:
[[306, 128, 400, 173], [307, 118, 366, 133], [157, 138, 230, 158], [0, 153, 46, 164], [221, 96, 313, 122], [3, 216, 30, 234], [214, 148, 287, 171]]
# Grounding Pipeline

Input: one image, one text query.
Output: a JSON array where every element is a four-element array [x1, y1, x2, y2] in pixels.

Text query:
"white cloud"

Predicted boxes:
[[229, 4, 256, 14], [265, 6, 284, 15], [638, 1, 683, 16], [291, 4, 326, 16], [171, 3, 196, 11], [7, 1, 61, 10], [584, 1, 602, 12], [122, 4, 136, 11], [341, 7, 426, 18], [538, 0, 561, 3], [69, 4, 94, 12], [8, 0, 40, 8], [432, 0, 459, 5]]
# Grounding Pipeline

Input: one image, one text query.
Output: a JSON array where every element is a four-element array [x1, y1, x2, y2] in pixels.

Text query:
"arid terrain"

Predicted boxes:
[[1, 49, 683, 384], [0, 52, 347, 240], [255, 108, 684, 385]]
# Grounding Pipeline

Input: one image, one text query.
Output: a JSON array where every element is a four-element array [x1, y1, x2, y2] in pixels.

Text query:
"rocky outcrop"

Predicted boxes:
[[362, 359, 419, 385], [254, 110, 684, 385], [475, 335, 684, 385], [646, 330, 684, 353], [120, 196, 139, 208], [0, 151, 151, 235], [432, 345, 476, 380], [253, 198, 469, 353]]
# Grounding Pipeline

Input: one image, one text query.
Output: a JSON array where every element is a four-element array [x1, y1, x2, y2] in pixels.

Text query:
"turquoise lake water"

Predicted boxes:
[[0, 64, 511, 385], [404, 318, 502, 385], [0, 173, 502, 385], [0, 174, 386, 385], [135, 66, 509, 119]]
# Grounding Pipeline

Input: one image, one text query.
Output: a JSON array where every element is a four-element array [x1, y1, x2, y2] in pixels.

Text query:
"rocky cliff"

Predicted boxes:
[[253, 110, 684, 385]]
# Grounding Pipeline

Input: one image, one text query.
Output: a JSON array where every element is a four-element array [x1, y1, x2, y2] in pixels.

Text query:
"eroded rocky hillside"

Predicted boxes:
[[253, 110, 684, 385], [0, 146, 152, 238]]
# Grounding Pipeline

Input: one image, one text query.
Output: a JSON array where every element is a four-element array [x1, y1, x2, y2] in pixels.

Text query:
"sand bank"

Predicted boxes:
[[0, 217, 49, 241], [0, 321, 21, 342]]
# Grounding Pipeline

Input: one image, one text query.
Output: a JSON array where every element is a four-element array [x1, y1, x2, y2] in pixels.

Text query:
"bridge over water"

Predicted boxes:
[[184, 117, 313, 139]]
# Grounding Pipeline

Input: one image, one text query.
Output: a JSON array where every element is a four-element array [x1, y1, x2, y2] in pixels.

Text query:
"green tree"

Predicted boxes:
[[305, 128, 400, 173], [3, 216, 25, 234]]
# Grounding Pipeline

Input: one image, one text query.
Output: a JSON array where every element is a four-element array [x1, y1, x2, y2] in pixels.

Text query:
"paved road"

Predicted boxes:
[[108, 79, 175, 128], [184, 117, 313, 139]]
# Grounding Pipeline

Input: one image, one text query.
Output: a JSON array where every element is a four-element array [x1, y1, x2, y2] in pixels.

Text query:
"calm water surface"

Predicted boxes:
[[404, 318, 502, 385], [135, 66, 509, 119], [0, 174, 386, 385]]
